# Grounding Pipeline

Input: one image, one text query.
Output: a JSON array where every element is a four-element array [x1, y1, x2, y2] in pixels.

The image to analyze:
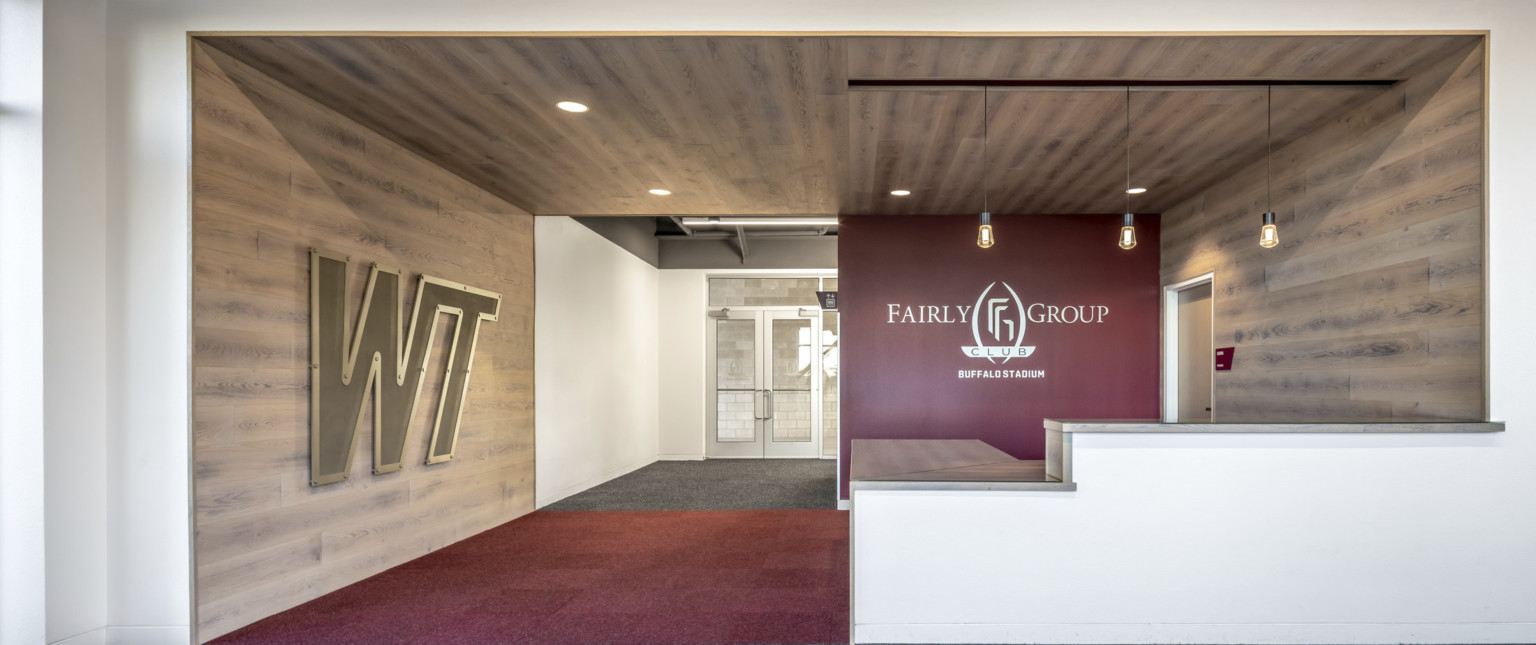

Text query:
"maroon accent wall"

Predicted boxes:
[[838, 214, 1161, 498]]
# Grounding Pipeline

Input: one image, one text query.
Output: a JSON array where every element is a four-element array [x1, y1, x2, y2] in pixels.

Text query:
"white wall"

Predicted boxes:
[[657, 270, 708, 460], [535, 217, 660, 507], [853, 431, 1532, 644], [8, 1, 1526, 642], [0, 1, 47, 644], [103, 2, 191, 639], [43, 2, 109, 644]]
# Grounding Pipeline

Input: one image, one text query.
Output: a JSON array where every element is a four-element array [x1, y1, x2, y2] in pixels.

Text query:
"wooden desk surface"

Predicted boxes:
[[850, 439, 1051, 483]]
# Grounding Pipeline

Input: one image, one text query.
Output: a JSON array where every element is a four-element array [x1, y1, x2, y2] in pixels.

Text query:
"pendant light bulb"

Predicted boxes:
[[1119, 213, 1137, 250], [978, 211, 995, 249], [1259, 211, 1279, 248]]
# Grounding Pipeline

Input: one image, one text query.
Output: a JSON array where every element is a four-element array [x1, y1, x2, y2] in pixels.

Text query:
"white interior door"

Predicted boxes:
[[1177, 283, 1214, 422], [705, 308, 821, 458]]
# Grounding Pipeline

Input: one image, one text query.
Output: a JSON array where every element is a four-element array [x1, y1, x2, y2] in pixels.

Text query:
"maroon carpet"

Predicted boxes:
[[210, 510, 850, 645]]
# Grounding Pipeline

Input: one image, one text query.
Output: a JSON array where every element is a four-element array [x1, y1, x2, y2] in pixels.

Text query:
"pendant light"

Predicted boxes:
[[977, 86, 995, 249], [1119, 86, 1138, 250], [1259, 85, 1280, 248]]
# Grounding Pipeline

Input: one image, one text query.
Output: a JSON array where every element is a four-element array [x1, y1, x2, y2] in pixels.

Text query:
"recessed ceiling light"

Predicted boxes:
[[890, 189, 912, 196], [648, 188, 672, 196], [1126, 187, 1148, 194], [556, 101, 589, 113]]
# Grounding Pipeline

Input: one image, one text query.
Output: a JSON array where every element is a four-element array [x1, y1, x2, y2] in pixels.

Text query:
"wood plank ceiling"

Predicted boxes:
[[845, 85, 1389, 215], [198, 34, 1479, 217]]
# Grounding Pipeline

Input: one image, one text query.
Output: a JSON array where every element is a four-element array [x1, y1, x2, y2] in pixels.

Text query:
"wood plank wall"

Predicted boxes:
[[191, 42, 535, 641], [1160, 42, 1485, 422]]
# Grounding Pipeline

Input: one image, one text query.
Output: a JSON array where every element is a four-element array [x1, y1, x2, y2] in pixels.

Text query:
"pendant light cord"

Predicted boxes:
[[982, 86, 989, 214], [1267, 84, 1273, 212], [1125, 86, 1132, 215]]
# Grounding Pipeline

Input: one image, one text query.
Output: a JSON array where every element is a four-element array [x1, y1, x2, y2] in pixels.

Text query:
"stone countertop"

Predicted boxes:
[[1043, 418, 1506, 433], [1043, 418, 1505, 486]]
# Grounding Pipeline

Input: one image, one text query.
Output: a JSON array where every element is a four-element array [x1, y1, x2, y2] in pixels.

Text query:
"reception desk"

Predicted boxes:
[[849, 419, 1510, 645]]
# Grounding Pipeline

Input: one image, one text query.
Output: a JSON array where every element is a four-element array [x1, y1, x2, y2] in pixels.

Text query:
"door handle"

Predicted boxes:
[[753, 390, 763, 420], [764, 389, 774, 420]]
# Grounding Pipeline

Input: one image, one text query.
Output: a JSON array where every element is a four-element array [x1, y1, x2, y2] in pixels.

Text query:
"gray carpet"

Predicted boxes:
[[544, 459, 838, 510]]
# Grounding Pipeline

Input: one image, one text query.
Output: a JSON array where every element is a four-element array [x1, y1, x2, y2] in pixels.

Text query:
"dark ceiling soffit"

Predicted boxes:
[[656, 231, 836, 239], [847, 78, 1398, 88]]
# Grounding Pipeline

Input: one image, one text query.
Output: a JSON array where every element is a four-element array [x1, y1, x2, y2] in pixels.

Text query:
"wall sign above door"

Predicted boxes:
[[308, 249, 502, 486]]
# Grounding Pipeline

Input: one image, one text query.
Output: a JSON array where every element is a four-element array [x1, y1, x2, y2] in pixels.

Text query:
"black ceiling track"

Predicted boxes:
[[846, 78, 1397, 88]]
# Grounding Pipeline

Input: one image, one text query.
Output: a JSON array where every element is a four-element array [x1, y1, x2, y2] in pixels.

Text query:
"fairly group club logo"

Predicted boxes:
[[965, 281, 1035, 364]]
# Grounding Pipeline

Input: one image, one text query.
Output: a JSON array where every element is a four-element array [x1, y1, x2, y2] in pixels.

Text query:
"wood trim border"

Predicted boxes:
[[187, 29, 1492, 38], [1480, 33, 1492, 421]]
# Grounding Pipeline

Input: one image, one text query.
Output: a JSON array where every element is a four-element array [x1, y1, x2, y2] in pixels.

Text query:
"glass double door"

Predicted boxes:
[[706, 308, 822, 458]]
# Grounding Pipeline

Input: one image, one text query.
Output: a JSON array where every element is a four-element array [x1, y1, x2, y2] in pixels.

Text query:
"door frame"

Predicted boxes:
[[704, 305, 825, 458], [1162, 273, 1214, 423], [700, 273, 837, 460]]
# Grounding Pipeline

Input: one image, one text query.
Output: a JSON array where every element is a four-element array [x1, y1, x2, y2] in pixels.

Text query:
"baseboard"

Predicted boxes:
[[657, 454, 704, 461], [837, 499, 850, 510], [52, 628, 106, 645], [535, 457, 656, 508], [103, 626, 190, 645], [853, 621, 1536, 644]]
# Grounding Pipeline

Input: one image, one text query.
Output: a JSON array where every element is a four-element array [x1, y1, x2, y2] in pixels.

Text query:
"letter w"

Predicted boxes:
[[309, 249, 501, 486]]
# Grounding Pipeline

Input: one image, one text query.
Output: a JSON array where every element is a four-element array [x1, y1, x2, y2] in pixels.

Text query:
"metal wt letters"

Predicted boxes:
[[309, 249, 502, 486]]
